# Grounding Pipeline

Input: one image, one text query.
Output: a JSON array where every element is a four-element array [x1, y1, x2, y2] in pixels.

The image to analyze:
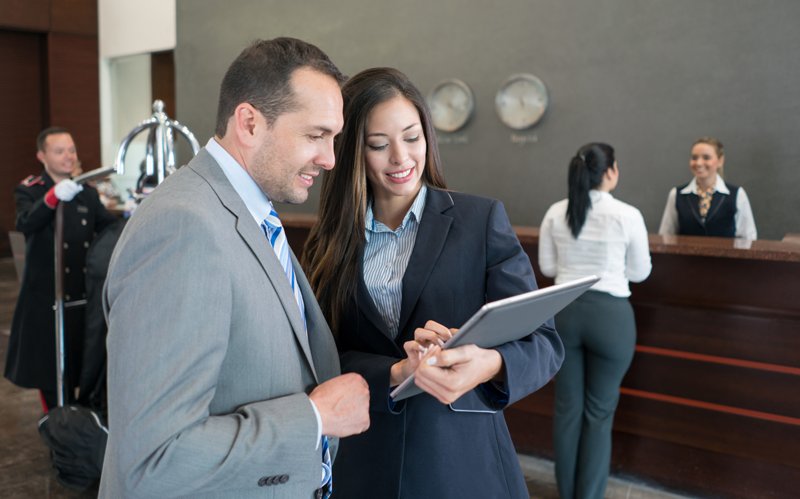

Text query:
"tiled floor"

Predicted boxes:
[[0, 257, 692, 498], [519, 455, 693, 499], [0, 258, 98, 498]]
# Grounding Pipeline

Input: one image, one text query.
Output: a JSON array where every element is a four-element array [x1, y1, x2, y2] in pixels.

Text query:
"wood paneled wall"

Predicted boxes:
[[0, 31, 45, 257], [0, 0, 99, 257], [151, 50, 176, 118]]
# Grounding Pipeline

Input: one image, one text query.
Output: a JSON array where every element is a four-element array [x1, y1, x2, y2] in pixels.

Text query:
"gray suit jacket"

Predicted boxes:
[[100, 149, 340, 498]]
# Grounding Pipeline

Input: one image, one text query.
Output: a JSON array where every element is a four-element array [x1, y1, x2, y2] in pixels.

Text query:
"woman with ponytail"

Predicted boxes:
[[538, 143, 652, 499]]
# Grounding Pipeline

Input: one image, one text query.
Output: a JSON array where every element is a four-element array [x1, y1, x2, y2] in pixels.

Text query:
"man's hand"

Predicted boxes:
[[309, 372, 370, 437], [54, 179, 83, 201], [413, 345, 504, 405]]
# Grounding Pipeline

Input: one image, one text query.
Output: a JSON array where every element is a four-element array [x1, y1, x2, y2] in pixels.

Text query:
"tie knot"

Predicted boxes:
[[263, 208, 282, 230], [261, 209, 285, 249]]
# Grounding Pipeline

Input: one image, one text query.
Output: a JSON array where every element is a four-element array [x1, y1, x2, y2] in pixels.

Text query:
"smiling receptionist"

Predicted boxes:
[[658, 136, 756, 240]]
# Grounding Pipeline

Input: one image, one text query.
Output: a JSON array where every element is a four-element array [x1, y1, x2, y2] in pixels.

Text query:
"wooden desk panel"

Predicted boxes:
[[608, 419, 800, 499], [634, 302, 800, 366], [632, 253, 800, 314], [623, 353, 800, 421], [509, 232, 800, 498]]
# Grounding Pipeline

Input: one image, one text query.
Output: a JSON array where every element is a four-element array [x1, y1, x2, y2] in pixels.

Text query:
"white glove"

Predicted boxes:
[[54, 179, 83, 202]]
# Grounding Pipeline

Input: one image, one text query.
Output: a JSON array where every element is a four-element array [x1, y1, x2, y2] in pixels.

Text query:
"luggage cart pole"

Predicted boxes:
[[52, 166, 117, 409], [53, 201, 66, 408]]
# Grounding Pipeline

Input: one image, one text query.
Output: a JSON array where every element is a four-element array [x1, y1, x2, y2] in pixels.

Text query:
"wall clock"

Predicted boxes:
[[427, 79, 475, 133], [495, 73, 549, 130]]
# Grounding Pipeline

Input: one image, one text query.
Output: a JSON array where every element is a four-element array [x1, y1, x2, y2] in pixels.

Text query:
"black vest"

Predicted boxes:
[[675, 181, 739, 237]]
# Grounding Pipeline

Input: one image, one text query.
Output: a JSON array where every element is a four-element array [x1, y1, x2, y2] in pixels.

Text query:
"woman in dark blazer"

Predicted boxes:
[[303, 68, 564, 498]]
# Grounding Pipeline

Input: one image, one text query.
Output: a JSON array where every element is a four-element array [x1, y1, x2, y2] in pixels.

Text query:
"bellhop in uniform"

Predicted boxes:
[[5, 128, 116, 408]]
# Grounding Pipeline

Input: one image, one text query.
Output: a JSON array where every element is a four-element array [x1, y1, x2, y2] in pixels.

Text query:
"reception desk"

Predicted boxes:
[[508, 229, 800, 498], [284, 215, 800, 498]]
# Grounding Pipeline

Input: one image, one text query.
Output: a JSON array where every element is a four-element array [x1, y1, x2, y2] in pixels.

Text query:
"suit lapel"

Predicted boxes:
[[356, 268, 394, 340], [705, 191, 728, 222], [189, 151, 318, 377], [293, 251, 328, 383], [397, 189, 453, 339], [683, 193, 705, 226]]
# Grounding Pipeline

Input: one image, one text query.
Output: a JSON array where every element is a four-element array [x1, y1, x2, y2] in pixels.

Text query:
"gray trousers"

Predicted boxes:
[[553, 290, 636, 499]]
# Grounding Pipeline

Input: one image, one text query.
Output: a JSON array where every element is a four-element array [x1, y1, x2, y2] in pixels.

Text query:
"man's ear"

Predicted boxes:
[[36, 150, 46, 165], [233, 103, 260, 147]]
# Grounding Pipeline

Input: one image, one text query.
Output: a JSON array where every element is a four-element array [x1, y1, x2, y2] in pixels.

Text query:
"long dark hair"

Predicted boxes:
[[302, 67, 447, 335], [566, 143, 615, 238]]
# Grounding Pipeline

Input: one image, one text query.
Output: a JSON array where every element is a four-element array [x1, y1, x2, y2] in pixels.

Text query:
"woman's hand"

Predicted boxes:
[[413, 344, 504, 405], [389, 320, 456, 386], [414, 320, 456, 349]]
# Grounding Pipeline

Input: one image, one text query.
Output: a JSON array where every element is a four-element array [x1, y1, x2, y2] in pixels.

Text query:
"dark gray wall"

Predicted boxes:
[[176, 0, 800, 240]]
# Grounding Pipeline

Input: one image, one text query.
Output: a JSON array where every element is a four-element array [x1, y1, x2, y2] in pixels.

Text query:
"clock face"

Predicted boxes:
[[495, 74, 549, 130], [427, 79, 475, 133]]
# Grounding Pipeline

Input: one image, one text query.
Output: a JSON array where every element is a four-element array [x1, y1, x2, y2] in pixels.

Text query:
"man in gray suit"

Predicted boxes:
[[100, 38, 370, 498]]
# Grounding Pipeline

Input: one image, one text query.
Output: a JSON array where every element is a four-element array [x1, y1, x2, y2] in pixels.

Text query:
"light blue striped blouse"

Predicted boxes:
[[363, 185, 428, 339]]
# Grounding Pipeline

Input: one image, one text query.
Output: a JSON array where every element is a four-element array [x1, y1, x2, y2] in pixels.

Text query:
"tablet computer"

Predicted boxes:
[[390, 275, 599, 401], [73, 166, 116, 185]]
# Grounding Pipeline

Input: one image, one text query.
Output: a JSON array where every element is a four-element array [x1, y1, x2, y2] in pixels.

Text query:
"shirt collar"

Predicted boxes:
[[365, 184, 428, 241], [589, 189, 613, 202], [205, 137, 273, 225], [680, 174, 729, 195]]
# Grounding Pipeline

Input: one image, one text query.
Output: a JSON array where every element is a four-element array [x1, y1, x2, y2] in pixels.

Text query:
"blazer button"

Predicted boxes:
[[84, 241, 90, 248], [81, 219, 87, 226], [258, 475, 283, 487], [63, 242, 69, 249], [64, 267, 70, 274]]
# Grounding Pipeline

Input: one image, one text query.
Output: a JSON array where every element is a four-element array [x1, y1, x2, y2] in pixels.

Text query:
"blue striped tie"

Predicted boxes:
[[261, 208, 332, 498]]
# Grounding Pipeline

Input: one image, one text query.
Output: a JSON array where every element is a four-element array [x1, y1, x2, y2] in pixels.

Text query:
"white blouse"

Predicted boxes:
[[539, 190, 652, 298]]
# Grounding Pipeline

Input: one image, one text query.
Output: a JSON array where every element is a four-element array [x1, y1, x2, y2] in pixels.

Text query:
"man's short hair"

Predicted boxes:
[[37, 126, 71, 152], [215, 37, 346, 137]]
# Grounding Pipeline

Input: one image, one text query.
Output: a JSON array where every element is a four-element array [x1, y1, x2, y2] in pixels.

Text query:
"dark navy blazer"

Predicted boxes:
[[332, 188, 564, 499]]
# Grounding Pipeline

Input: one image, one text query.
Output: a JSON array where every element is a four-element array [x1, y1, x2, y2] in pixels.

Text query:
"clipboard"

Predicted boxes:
[[389, 275, 600, 401]]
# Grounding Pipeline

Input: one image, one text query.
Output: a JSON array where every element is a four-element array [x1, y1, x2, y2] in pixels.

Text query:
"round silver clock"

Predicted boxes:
[[427, 79, 475, 133], [495, 73, 549, 130]]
